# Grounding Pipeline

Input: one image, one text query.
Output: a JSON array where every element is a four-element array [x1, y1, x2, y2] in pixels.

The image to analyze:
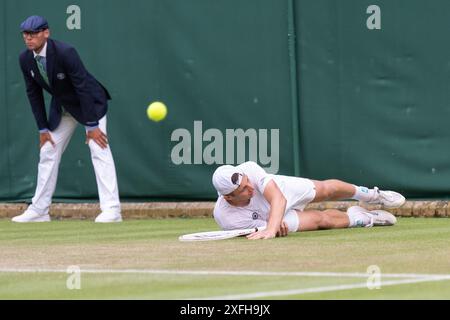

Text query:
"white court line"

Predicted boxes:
[[2, 268, 450, 299], [0, 268, 450, 279], [200, 276, 450, 300]]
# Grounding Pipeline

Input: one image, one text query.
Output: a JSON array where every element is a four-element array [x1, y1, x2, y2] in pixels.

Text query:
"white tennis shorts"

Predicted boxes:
[[278, 177, 316, 232], [283, 210, 301, 233]]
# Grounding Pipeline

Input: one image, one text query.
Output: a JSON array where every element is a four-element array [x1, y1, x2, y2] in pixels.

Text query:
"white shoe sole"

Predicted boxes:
[[347, 206, 374, 227], [367, 190, 406, 208], [369, 210, 397, 226], [12, 215, 51, 223], [381, 192, 405, 208], [95, 217, 123, 223]]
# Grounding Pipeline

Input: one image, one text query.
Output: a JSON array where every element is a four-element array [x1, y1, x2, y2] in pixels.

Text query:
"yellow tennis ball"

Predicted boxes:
[[147, 102, 167, 122]]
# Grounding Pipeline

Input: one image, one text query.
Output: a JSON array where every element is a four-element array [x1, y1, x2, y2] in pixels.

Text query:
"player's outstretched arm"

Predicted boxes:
[[247, 180, 286, 240]]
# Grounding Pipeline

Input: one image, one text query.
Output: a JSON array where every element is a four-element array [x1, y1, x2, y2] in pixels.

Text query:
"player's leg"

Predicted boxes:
[[296, 209, 352, 231], [87, 115, 122, 223], [12, 114, 77, 222], [311, 179, 405, 208], [293, 206, 396, 232], [311, 179, 355, 201]]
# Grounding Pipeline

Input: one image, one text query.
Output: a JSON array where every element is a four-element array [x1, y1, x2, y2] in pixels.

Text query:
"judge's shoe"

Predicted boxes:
[[95, 212, 122, 223], [12, 211, 51, 223]]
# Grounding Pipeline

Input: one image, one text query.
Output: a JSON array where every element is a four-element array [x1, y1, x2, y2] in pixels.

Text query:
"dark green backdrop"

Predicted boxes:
[[1, 0, 450, 201]]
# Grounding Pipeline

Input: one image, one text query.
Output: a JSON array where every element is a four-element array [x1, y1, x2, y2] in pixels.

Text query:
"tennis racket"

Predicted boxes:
[[179, 226, 266, 242]]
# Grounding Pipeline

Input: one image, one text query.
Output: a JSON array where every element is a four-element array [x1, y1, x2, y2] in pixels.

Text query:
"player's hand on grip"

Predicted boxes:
[[247, 228, 277, 240], [39, 132, 55, 148], [276, 221, 289, 237], [86, 128, 108, 149]]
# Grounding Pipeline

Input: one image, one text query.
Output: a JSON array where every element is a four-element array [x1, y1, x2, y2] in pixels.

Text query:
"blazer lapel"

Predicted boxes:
[[46, 39, 55, 86], [30, 54, 52, 92]]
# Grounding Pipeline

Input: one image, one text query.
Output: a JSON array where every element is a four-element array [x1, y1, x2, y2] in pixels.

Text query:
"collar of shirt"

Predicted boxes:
[[33, 41, 48, 59]]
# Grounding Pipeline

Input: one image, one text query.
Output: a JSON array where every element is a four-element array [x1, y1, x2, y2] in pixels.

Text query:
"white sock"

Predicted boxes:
[[347, 209, 372, 227], [351, 185, 377, 202]]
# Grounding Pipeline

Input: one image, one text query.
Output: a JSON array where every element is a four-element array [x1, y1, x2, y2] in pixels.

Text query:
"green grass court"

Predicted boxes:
[[0, 217, 450, 299]]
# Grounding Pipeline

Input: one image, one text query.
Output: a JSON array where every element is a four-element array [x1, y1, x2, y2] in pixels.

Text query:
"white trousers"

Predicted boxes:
[[28, 113, 121, 215]]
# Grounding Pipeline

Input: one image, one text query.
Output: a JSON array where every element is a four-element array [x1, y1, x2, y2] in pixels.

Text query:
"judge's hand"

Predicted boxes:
[[40, 132, 55, 149], [86, 128, 108, 149]]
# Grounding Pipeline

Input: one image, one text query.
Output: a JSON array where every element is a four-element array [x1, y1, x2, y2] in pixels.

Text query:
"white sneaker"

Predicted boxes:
[[368, 209, 397, 226], [12, 211, 51, 223], [95, 212, 122, 223], [347, 206, 397, 228], [347, 206, 374, 228], [364, 187, 406, 208]]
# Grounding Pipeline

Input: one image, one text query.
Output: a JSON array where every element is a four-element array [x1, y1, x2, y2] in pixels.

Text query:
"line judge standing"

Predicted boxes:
[[13, 15, 122, 223]]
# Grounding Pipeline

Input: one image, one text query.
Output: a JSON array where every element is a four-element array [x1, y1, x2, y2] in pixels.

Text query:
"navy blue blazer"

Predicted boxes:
[[19, 39, 111, 131]]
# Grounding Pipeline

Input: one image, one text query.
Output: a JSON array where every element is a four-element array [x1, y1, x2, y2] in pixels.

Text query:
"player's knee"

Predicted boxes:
[[318, 214, 334, 229], [320, 180, 338, 200], [326, 179, 345, 198], [312, 213, 325, 229]]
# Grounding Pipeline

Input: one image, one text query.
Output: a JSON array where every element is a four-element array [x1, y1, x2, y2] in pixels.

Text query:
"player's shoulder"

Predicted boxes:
[[237, 161, 265, 172], [213, 197, 230, 228], [237, 162, 269, 181], [213, 197, 241, 218], [213, 197, 227, 216], [213, 198, 246, 230]]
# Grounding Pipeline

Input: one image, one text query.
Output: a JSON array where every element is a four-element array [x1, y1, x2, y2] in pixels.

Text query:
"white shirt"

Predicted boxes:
[[33, 41, 50, 133], [33, 41, 48, 59], [32, 41, 74, 128], [213, 161, 316, 230]]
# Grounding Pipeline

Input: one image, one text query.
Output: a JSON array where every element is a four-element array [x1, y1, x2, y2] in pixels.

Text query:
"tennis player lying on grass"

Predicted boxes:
[[212, 161, 405, 240]]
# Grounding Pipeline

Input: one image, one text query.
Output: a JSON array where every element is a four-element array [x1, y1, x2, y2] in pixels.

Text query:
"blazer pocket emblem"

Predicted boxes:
[[57, 73, 66, 80]]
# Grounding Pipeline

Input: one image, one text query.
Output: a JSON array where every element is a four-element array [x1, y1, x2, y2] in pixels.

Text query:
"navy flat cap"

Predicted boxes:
[[20, 15, 49, 32]]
